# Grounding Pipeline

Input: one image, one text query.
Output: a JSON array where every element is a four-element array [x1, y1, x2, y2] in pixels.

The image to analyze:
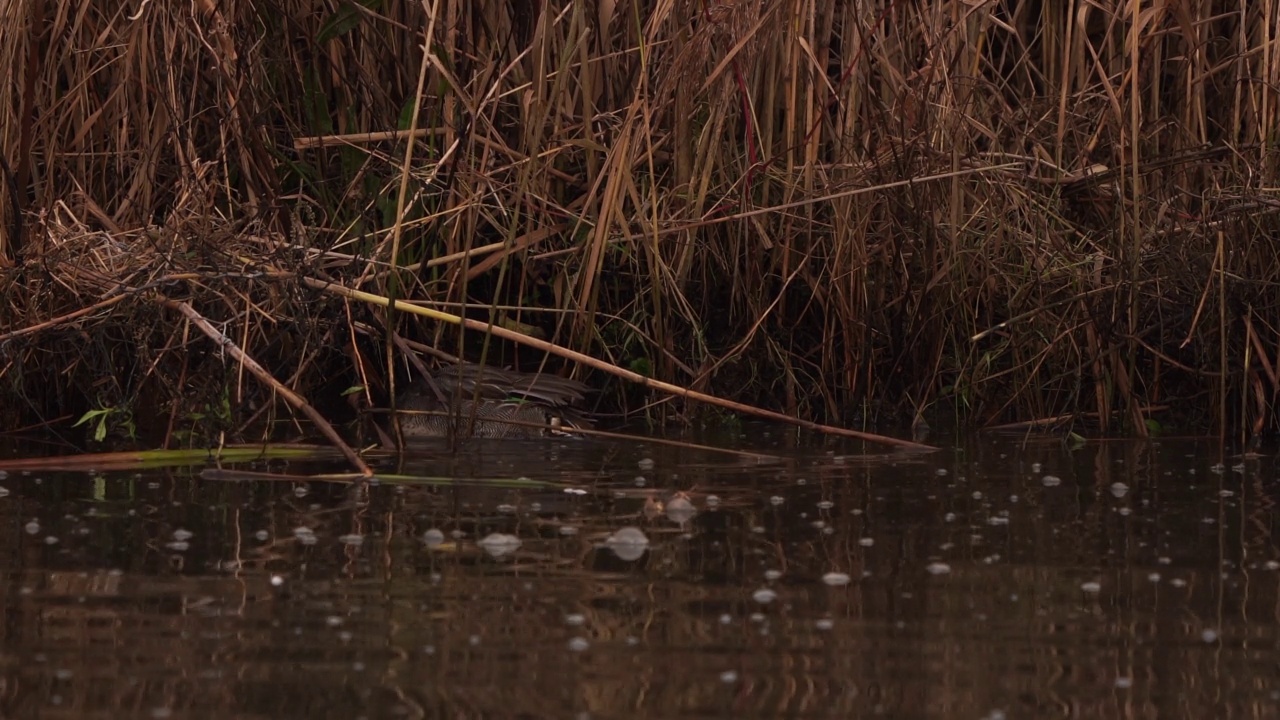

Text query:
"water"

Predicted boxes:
[[1, 432, 1278, 719]]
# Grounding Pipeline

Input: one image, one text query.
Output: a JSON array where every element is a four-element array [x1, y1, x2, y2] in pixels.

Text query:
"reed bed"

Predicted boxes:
[[2, 0, 1279, 447]]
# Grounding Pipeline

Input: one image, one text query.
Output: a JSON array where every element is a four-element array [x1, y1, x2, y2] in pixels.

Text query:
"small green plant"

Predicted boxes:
[[183, 388, 236, 444], [188, 398, 230, 422], [628, 357, 653, 377], [74, 405, 137, 442]]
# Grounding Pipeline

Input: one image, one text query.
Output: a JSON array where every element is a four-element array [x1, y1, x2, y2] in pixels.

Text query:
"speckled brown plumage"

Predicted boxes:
[[394, 363, 592, 439]]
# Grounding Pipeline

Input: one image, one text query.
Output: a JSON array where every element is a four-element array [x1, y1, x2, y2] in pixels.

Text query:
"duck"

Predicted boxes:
[[394, 362, 593, 439]]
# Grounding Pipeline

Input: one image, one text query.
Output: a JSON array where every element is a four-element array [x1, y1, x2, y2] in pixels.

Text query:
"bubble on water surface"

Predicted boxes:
[[478, 533, 521, 557], [605, 527, 649, 561], [752, 588, 778, 604], [665, 495, 697, 523], [822, 572, 851, 586], [926, 562, 951, 575], [1042, 475, 1061, 487], [422, 529, 445, 546], [606, 526, 648, 546]]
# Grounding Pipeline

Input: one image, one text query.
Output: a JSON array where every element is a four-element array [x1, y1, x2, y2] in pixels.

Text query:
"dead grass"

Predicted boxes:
[[3, 0, 1280, 447]]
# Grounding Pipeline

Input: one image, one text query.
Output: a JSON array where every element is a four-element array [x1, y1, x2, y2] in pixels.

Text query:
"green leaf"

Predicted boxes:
[[72, 409, 111, 428], [398, 95, 418, 131], [317, 0, 383, 42], [628, 357, 653, 377]]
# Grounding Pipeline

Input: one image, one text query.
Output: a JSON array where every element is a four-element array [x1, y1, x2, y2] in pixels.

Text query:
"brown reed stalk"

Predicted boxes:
[[2, 0, 1280, 444]]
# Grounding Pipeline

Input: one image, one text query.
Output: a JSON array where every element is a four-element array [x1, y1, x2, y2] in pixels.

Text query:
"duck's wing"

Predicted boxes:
[[434, 362, 588, 407]]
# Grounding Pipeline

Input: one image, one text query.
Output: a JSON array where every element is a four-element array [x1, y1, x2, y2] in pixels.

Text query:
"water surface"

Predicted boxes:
[[1, 432, 1277, 719]]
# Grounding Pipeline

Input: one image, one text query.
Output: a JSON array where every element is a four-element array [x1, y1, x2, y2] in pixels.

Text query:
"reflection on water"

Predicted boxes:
[[2, 432, 1280, 719]]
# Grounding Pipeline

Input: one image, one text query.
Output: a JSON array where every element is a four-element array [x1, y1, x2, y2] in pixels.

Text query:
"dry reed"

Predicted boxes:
[[2, 0, 1279, 446]]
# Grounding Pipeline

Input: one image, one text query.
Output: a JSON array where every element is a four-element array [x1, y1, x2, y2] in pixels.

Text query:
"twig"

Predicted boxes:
[[158, 295, 372, 476]]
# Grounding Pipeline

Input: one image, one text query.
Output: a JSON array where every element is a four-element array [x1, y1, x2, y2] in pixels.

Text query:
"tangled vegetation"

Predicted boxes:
[[2, 0, 1279, 450]]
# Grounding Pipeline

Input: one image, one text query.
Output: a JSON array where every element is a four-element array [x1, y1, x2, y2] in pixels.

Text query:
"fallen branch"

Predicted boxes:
[[159, 295, 373, 475]]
